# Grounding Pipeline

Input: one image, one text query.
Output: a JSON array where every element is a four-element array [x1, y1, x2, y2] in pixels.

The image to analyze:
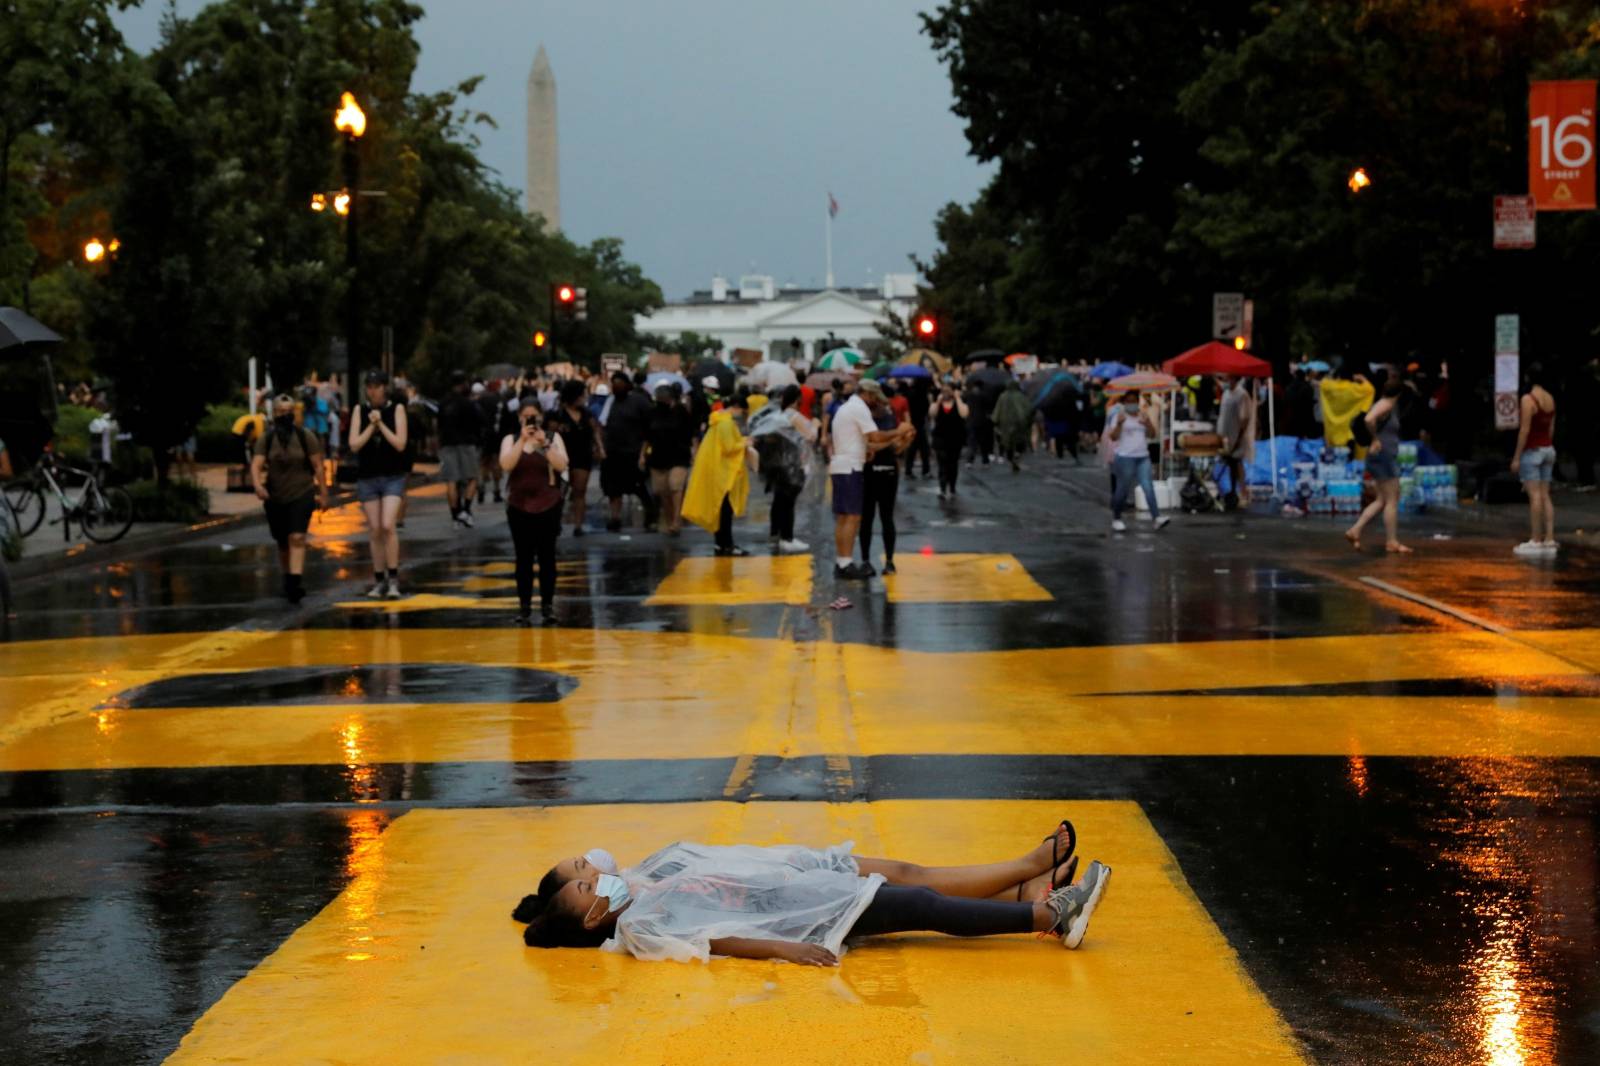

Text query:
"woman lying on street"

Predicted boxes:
[[512, 821, 1110, 965]]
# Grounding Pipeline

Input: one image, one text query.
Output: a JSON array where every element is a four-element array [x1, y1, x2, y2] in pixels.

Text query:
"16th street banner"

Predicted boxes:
[[1529, 80, 1596, 210]]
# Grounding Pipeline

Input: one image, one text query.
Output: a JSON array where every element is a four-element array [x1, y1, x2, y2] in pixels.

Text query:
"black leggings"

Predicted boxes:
[[936, 445, 962, 493], [848, 886, 1034, 939], [506, 505, 560, 610], [860, 468, 898, 562], [770, 483, 800, 540]]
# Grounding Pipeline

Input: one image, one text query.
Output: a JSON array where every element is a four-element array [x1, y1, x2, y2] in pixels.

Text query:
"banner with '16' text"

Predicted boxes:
[[1529, 81, 1596, 210]]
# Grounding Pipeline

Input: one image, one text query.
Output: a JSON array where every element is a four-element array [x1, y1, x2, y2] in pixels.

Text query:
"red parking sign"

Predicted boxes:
[[1529, 81, 1596, 210]]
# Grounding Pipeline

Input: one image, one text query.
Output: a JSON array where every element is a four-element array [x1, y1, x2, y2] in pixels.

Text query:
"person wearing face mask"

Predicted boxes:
[[251, 394, 329, 603], [929, 384, 969, 499], [1107, 390, 1170, 533], [500, 402, 570, 625], [511, 822, 1110, 963]]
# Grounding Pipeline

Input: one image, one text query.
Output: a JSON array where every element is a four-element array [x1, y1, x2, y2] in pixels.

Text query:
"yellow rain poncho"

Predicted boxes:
[[682, 410, 751, 532], [1319, 378, 1375, 449]]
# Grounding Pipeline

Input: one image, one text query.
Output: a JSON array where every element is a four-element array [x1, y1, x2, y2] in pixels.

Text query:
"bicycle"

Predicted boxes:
[[4, 449, 135, 543]]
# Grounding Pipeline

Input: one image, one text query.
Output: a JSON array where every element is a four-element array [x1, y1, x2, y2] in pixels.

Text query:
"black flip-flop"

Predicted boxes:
[[1018, 819, 1077, 901]]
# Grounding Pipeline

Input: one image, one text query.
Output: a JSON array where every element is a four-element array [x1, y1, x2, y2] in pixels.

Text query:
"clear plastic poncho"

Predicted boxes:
[[601, 841, 884, 963], [747, 405, 811, 494]]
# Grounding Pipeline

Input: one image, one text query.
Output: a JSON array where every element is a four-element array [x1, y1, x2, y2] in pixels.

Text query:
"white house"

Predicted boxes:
[[635, 274, 920, 363]]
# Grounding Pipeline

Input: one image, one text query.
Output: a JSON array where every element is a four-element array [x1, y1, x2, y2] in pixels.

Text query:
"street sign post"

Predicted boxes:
[[1212, 293, 1245, 342], [1529, 81, 1597, 210], [1493, 195, 1537, 249], [1494, 314, 1520, 430]]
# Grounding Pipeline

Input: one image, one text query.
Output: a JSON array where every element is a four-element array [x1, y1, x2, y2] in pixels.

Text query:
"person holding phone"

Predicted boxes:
[[1107, 390, 1169, 533], [500, 404, 570, 625]]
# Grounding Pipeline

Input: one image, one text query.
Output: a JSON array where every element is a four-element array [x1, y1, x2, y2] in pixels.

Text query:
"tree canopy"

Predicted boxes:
[[1, 0, 661, 467], [918, 0, 1600, 377]]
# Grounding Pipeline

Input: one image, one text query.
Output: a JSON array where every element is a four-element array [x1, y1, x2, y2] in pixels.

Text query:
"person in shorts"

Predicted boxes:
[[1511, 363, 1558, 557], [644, 385, 693, 535], [350, 369, 410, 598], [829, 379, 911, 579], [252, 394, 329, 603], [436, 369, 483, 527]]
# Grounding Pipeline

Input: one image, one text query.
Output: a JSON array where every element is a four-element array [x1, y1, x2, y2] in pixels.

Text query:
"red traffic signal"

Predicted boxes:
[[914, 312, 937, 339], [556, 284, 575, 304]]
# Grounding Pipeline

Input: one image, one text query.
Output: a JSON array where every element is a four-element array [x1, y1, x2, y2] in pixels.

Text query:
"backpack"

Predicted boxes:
[[1348, 408, 1373, 447], [265, 426, 318, 489]]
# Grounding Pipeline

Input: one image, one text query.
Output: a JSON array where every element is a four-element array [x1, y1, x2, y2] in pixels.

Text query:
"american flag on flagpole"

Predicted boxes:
[[828, 192, 839, 219]]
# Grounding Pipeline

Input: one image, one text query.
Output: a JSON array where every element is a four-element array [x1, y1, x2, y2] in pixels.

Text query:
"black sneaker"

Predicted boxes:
[[514, 609, 533, 627], [858, 562, 877, 577], [714, 545, 751, 557], [833, 562, 870, 579], [540, 607, 558, 626], [882, 561, 896, 575]]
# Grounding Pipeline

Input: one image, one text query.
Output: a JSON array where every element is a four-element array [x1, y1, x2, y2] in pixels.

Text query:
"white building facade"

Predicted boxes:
[[635, 274, 920, 363]]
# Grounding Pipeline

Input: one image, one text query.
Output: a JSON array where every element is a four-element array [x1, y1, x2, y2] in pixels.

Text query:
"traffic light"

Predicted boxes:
[[532, 329, 548, 352], [913, 311, 937, 342], [573, 286, 588, 322], [555, 283, 575, 305]]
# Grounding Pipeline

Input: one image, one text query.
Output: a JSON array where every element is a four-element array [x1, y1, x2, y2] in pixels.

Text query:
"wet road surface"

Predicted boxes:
[[2, 460, 1598, 1063]]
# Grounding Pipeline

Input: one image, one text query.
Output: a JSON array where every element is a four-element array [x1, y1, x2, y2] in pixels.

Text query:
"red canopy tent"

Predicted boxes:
[[1163, 342, 1281, 497], [1163, 341, 1271, 378]]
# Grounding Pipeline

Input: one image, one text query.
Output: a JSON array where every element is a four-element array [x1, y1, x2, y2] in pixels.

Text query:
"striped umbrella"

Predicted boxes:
[[816, 347, 867, 371], [1105, 371, 1180, 394]]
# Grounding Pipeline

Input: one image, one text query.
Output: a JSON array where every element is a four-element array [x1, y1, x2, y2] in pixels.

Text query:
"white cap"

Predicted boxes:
[[470, 382, 485, 394], [594, 383, 611, 396], [701, 375, 721, 390]]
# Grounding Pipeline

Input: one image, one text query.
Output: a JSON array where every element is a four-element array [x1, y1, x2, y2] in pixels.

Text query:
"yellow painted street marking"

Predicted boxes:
[[646, 555, 813, 606], [882, 552, 1052, 603], [7, 627, 1600, 770], [167, 801, 1304, 1065]]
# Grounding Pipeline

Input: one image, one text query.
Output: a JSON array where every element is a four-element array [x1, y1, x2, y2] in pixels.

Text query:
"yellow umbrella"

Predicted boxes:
[[899, 348, 951, 374], [231, 412, 265, 441]]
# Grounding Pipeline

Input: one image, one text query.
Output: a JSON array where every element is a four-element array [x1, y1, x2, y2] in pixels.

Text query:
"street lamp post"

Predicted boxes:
[[334, 92, 367, 385]]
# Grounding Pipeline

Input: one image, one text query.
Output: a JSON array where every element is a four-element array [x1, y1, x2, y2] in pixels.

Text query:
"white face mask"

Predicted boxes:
[[584, 873, 631, 924], [584, 848, 619, 876]]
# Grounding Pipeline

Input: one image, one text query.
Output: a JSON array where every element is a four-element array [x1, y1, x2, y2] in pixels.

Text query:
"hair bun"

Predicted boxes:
[[511, 893, 544, 923]]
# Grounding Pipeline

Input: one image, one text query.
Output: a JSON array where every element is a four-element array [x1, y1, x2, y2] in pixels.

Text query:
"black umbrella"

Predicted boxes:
[[690, 358, 736, 393], [966, 364, 1013, 414], [1025, 369, 1083, 410], [960, 348, 1006, 365], [0, 307, 63, 359]]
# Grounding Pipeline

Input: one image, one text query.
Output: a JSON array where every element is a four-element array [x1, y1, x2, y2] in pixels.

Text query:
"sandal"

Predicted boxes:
[[1019, 820, 1077, 900]]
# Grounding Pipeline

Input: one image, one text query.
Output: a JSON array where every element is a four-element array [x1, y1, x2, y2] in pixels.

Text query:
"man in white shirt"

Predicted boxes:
[[1107, 390, 1170, 533], [829, 379, 913, 578]]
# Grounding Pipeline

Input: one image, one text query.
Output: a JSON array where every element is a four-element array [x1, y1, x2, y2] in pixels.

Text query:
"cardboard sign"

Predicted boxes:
[[1493, 195, 1536, 249], [600, 354, 628, 377], [1529, 81, 1596, 210]]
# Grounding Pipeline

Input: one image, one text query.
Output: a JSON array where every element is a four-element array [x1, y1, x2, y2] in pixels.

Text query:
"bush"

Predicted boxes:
[[51, 404, 97, 464], [197, 403, 250, 464], [126, 478, 211, 523]]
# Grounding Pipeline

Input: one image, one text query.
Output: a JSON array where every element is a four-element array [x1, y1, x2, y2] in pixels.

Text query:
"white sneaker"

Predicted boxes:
[[1154, 516, 1171, 530], [364, 581, 387, 599], [1111, 519, 1127, 532], [384, 579, 403, 599], [1538, 540, 1559, 555], [459, 511, 475, 528], [1513, 540, 1544, 557], [778, 539, 809, 554]]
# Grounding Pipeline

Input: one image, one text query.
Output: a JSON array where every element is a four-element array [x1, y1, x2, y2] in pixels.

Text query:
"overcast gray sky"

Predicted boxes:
[[115, 0, 992, 299]]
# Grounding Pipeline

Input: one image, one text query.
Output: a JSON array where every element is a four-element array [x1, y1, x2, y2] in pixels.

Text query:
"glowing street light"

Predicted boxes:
[[1347, 167, 1371, 193], [83, 238, 106, 263], [333, 190, 352, 217], [1234, 336, 1247, 351], [310, 192, 328, 212], [334, 92, 367, 139]]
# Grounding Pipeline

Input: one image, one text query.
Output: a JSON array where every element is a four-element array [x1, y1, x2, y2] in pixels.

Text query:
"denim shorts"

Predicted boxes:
[[1366, 451, 1399, 481], [1519, 446, 1556, 483], [356, 474, 408, 502]]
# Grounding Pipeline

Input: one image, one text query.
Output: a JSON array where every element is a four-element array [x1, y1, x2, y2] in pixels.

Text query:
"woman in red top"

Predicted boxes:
[[1510, 363, 1558, 557], [499, 403, 570, 625]]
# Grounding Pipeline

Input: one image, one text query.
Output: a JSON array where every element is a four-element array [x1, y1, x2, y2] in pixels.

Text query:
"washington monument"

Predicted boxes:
[[525, 45, 560, 230]]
